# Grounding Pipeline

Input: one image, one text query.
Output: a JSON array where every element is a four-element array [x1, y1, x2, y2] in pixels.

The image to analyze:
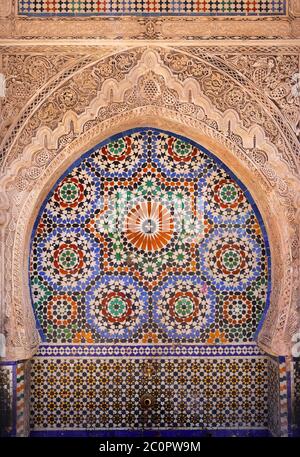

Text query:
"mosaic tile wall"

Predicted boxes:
[[15, 361, 31, 437], [278, 357, 290, 436], [267, 357, 280, 436], [29, 128, 272, 434], [0, 364, 13, 437], [18, 0, 287, 16], [30, 348, 269, 431], [0, 361, 31, 437], [30, 129, 270, 346], [293, 358, 300, 435]]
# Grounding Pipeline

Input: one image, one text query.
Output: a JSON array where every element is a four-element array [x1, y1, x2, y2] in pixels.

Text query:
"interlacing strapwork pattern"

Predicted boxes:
[[30, 129, 270, 345]]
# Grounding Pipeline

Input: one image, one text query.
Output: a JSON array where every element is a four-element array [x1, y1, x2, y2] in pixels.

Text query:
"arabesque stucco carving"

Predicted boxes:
[[0, 45, 299, 361]]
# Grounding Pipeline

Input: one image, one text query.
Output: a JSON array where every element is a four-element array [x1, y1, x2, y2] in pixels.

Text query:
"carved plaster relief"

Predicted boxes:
[[0, 1, 11, 18], [0, 46, 299, 361], [0, 0, 299, 39]]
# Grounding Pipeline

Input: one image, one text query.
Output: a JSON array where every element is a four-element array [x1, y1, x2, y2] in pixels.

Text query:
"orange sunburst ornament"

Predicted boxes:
[[125, 201, 174, 252]]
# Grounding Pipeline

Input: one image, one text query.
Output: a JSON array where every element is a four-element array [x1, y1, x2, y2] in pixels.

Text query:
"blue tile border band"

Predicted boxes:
[[35, 342, 265, 357]]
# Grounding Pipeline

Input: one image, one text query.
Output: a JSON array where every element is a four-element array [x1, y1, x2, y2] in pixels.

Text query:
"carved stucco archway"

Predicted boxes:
[[0, 46, 299, 361]]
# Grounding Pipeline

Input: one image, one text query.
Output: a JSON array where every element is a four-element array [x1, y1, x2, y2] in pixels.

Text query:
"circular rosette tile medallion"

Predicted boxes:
[[200, 170, 251, 220], [86, 278, 148, 339], [53, 243, 84, 275], [92, 132, 145, 175], [102, 137, 132, 161], [170, 293, 199, 322], [47, 169, 98, 220], [47, 294, 78, 326], [223, 294, 252, 325], [54, 177, 84, 208], [125, 201, 174, 252], [168, 137, 196, 162], [37, 231, 99, 291], [200, 231, 263, 291], [219, 244, 244, 275], [214, 179, 244, 209], [214, 240, 250, 278], [154, 133, 206, 176], [153, 278, 215, 339], [102, 292, 132, 322]]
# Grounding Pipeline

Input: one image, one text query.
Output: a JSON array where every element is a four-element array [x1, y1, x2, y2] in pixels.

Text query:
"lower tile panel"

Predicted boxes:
[[293, 358, 300, 435], [30, 355, 269, 430], [0, 364, 14, 436]]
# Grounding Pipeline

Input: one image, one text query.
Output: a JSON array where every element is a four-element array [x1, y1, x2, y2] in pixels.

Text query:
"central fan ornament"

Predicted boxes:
[[125, 201, 174, 252]]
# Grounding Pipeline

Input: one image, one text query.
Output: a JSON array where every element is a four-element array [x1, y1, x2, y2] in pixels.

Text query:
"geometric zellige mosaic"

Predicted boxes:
[[30, 129, 270, 345], [30, 357, 269, 430], [29, 128, 273, 434], [18, 1, 287, 16]]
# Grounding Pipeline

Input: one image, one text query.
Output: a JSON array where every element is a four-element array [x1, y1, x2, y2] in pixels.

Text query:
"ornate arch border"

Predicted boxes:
[[0, 46, 299, 361]]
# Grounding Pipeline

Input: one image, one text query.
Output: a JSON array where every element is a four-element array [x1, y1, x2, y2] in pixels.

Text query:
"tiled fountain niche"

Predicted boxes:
[[1, 128, 296, 437]]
